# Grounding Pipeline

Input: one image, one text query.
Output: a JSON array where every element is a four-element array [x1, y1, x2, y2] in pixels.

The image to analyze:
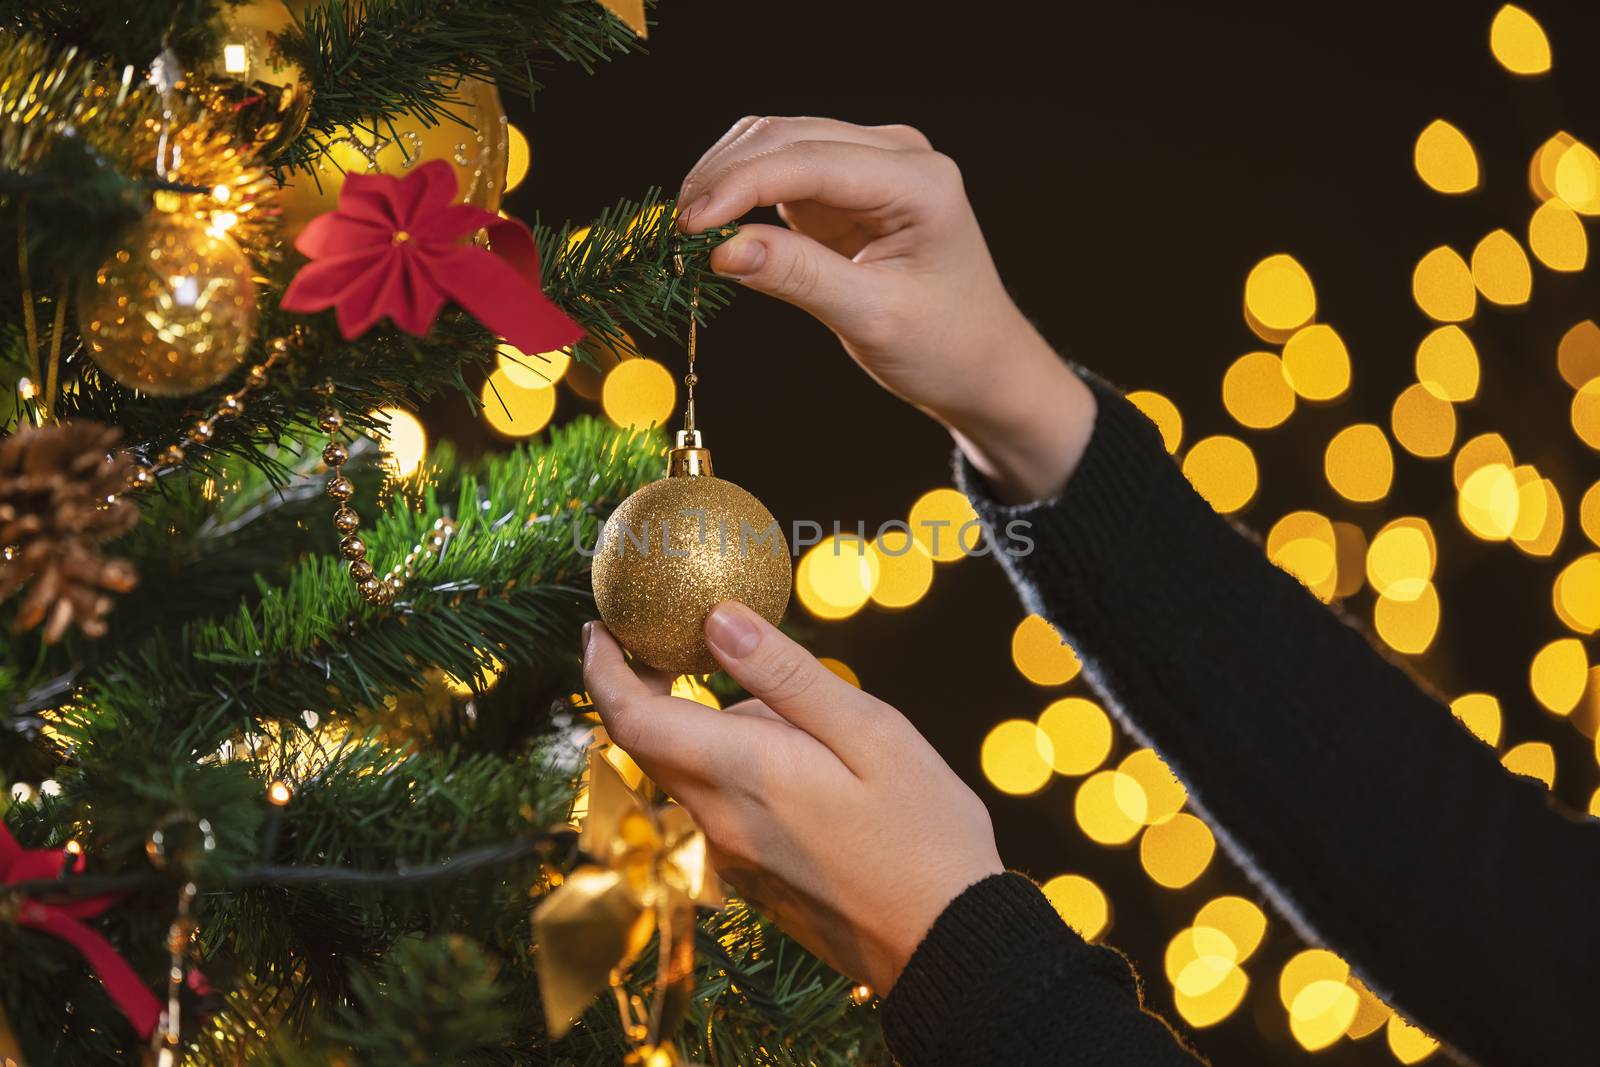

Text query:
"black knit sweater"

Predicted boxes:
[[880, 374, 1600, 1066]]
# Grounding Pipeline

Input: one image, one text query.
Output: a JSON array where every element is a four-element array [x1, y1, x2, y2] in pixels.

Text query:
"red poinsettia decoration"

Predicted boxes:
[[281, 160, 583, 353]]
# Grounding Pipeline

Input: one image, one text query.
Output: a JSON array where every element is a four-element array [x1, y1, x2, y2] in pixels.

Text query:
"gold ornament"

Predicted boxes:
[[277, 76, 508, 236], [533, 745, 720, 1041], [78, 212, 258, 397], [590, 277, 790, 674], [591, 437, 791, 673], [189, 0, 313, 160]]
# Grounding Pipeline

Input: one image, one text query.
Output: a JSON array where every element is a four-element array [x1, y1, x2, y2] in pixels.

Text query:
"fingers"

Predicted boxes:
[[679, 138, 929, 234], [703, 601, 883, 769], [582, 623, 738, 779], [708, 223, 897, 340], [681, 116, 930, 207]]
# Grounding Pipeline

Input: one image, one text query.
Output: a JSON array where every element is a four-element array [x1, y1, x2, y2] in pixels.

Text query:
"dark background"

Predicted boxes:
[[486, 3, 1599, 1061]]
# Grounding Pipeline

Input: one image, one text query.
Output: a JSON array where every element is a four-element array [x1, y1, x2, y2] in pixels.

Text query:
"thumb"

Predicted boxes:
[[710, 224, 879, 339], [704, 600, 873, 759]]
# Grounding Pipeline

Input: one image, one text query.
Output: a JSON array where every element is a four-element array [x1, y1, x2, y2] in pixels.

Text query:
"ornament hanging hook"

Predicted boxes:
[[667, 254, 712, 477], [673, 253, 699, 436]]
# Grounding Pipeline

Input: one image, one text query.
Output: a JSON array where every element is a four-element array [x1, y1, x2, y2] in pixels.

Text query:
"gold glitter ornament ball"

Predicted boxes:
[[189, 0, 313, 161], [592, 443, 791, 674], [79, 212, 258, 397]]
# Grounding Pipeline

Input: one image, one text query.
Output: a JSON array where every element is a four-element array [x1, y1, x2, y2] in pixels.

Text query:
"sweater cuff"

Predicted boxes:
[[952, 369, 1185, 609], [881, 872, 1085, 1066]]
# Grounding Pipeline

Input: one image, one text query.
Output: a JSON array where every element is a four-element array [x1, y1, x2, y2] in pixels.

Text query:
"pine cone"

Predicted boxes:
[[0, 421, 139, 642]]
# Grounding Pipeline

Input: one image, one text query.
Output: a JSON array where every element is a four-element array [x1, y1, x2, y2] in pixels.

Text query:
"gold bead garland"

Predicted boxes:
[[124, 333, 295, 490], [317, 385, 456, 606]]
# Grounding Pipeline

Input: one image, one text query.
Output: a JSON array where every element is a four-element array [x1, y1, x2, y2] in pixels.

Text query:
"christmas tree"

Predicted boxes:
[[0, 2, 880, 1063]]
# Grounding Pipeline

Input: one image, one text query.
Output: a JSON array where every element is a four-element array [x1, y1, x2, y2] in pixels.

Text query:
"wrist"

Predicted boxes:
[[937, 323, 1095, 504]]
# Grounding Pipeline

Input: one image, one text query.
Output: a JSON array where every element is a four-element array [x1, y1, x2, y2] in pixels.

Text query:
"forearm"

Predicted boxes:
[[955, 371, 1600, 1066], [882, 873, 1204, 1067]]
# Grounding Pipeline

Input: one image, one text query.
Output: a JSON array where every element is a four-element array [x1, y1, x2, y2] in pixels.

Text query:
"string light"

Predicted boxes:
[[1138, 813, 1215, 889], [1280, 324, 1351, 402], [1041, 874, 1110, 940], [1469, 228, 1532, 305], [1530, 638, 1588, 714], [1501, 740, 1556, 787], [1449, 693, 1504, 747], [867, 529, 933, 609], [601, 358, 677, 429], [980, 720, 1053, 796], [1182, 435, 1258, 513], [1036, 697, 1112, 776], [795, 536, 878, 620], [266, 780, 292, 806], [481, 367, 557, 438], [1222, 351, 1295, 428], [1011, 614, 1081, 686], [1412, 246, 1476, 322], [1413, 119, 1479, 194], [1074, 770, 1146, 845], [1528, 199, 1588, 271], [1243, 253, 1316, 341], [1415, 325, 1480, 401], [1490, 4, 1552, 75], [1117, 748, 1187, 825], [1125, 390, 1183, 452], [1391, 383, 1456, 459], [908, 488, 981, 561], [1386, 1015, 1441, 1063], [1324, 424, 1394, 502], [1557, 321, 1600, 389]]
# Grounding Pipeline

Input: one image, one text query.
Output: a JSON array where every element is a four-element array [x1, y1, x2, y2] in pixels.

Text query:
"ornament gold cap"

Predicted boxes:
[[667, 429, 712, 478]]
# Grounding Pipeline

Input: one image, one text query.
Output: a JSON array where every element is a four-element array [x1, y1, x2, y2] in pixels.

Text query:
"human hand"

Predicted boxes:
[[678, 115, 1096, 502], [581, 601, 1004, 994]]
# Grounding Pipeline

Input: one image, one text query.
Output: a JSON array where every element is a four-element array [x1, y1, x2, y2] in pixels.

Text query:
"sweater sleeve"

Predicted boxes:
[[881, 872, 1205, 1066], [949, 371, 1600, 1067]]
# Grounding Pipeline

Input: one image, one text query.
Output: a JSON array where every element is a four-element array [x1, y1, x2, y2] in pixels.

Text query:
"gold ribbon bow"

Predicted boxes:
[[534, 745, 720, 1049]]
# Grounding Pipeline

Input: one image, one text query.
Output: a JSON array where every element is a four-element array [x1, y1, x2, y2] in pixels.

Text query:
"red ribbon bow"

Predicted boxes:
[[280, 159, 585, 354], [1, 823, 162, 1038]]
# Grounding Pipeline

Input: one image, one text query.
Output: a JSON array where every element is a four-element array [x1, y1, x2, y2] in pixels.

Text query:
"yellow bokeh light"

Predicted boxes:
[[1118, 747, 1187, 825], [498, 342, 571, 388], [1490, 4, 1552, 75], [1174, 962, 1249, 1029], [1391, 383, 1456, 459], [1374, 582, 1440, 655], [908, 487, 981, 562], [1166, 925, 1241, 992], [1267, 510, 1338, 602], [1558, 321, 1600, 389], [1470, 229, 1532, 306], [1126, 390, 1183, 453], [481, 368, 556, 438], [1556, 554, 1600, 635], [1415, 325, 1480, 402], [1037, 697, 1113, 777], [1387, 1015, 1440, 1063], [796, 536, 879, 620], [1529, 199, 1588, 271], [1412, 246, 1476, 322], [1194, 897, 1267, 965], [818, 657, 860, 687], [1458, 463, 1520, 540], [1585, 482, 1600, 548], [1366, 518, 1435, 602], [1450, 692, 1503, 747], [1530, 131, 1577, 201], [1011, 614, 1082, 686], [505, 124, 530, 192], [1075, 770, 1145, 846], [1511, 474, 1563, 558], [671, 674, 721, 709], [1243, 253, 1316, 341], [1280, 324, 1351, 402], [1166, 926, 1250, 1027], [1138, 813, 1215, 889], [1530, 637, 1589, 715], [1041, 874, 1110, 941], [1453, 433, 1514, 491], [867, 528, 934, 610], [1501, 740, 1556, 787], [1573, 379, 1600, 449], [1324, 424, 1394, 503], [443, 655, 504, 696], [1590, 786, 1600, 818], [979, 719, 1053, 796], [1222, 351, 1295, 429], [374, 406, 427, 477], [1182, 435, 1258, 514], [1347, 977, 1394, 1041], [1555, 140, 1600, 216], [601, 358, 677, 429], [1290, 979, 1360, 1052], [1279, 949, 1349, 1010], [1413, 119, 1479, 194], [1332, 521, 1368, 599]]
